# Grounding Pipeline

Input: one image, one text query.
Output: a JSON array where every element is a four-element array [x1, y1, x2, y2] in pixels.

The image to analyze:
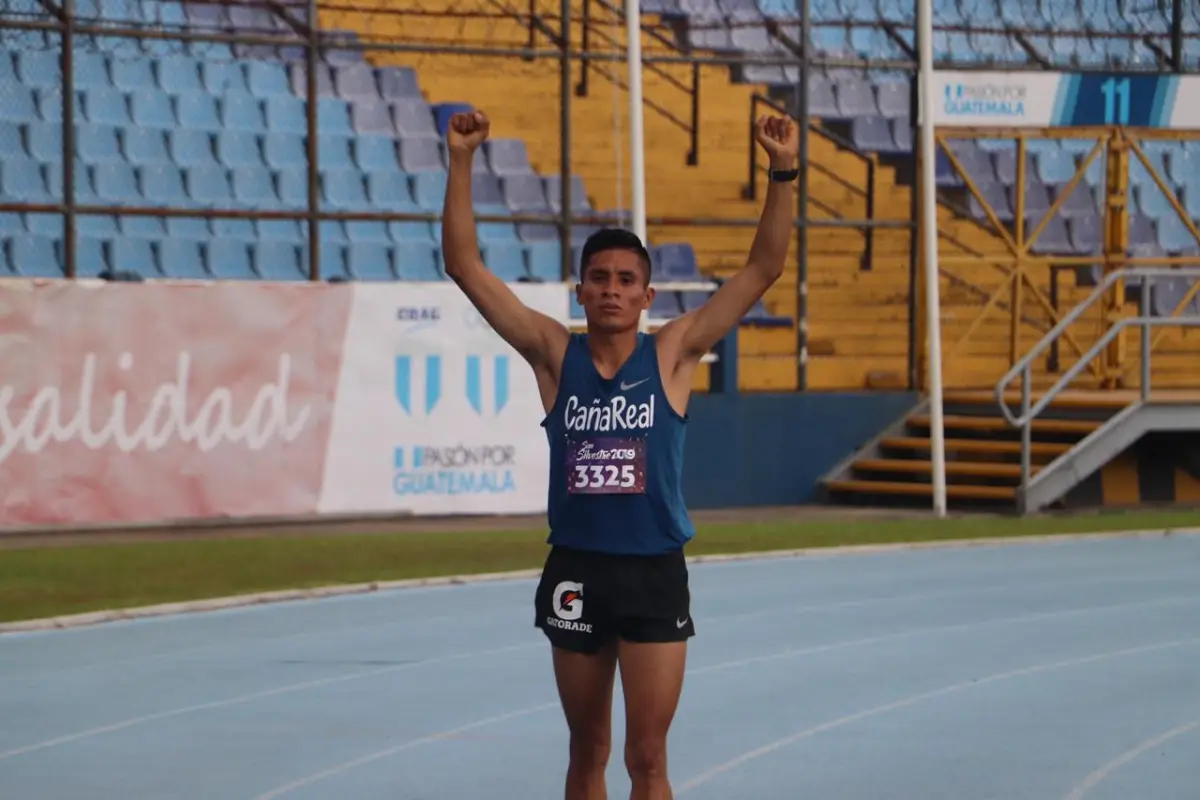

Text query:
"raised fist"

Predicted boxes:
[[755, 114, 799, 168], [447, 110, 490, 154]]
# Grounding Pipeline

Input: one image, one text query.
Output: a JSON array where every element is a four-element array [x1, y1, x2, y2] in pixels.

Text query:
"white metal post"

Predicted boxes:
[[625, 0, 650, 331], [626, 0, 647, 245], [917, 0, 948, 517]]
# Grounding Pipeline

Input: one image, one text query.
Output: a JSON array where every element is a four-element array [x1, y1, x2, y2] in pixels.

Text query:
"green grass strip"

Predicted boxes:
[[3, 509, 1200, 624]]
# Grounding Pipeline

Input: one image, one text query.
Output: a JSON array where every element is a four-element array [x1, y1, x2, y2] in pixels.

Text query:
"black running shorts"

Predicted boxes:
[[533, 544, 696, 654]]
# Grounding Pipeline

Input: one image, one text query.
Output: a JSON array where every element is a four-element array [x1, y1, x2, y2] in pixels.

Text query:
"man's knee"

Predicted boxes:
[[570, 731, 612, 773], [624, 736, 668, 778]]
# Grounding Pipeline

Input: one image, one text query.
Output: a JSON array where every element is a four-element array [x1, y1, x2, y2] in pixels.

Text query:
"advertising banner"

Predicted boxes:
[[929, 70, 1196, 129], [317, 282, 566, 516], [0, 281, 352, 527], [0, 280, 568, 528]]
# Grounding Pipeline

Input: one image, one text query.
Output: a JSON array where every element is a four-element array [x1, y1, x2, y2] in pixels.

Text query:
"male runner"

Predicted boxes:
[[441, 108, 798, 800]]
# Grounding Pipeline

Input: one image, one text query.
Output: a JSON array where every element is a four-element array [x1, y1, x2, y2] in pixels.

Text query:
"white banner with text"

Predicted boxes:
[[0, 280, 567, 528]]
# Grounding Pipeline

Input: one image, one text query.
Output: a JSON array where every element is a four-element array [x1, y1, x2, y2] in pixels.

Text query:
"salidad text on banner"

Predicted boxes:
[[0, 280, 568, 528]]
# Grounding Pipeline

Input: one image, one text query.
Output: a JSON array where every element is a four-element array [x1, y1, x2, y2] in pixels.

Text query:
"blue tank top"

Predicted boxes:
[[541, 332, 695, 555]]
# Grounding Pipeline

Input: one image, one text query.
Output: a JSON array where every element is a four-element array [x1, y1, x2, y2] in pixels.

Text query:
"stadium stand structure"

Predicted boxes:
[[2, 0, 1200, 512]]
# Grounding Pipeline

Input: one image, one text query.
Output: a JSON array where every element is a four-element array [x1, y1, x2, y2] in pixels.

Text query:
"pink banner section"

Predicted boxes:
[[0, 281, 354, 528]]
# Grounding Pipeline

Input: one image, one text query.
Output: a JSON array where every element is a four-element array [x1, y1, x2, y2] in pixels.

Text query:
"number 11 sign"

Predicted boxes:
[[929, 70, 1189, 129]]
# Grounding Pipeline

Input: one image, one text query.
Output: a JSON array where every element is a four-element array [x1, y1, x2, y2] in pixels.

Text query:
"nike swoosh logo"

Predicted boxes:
[[620, 378, 649, 391], [676, 617, 688, 629]]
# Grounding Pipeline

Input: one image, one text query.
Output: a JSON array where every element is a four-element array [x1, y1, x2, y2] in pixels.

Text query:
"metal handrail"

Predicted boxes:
[[991, 266, 1200, 505], [994, 267, 1200, 426]]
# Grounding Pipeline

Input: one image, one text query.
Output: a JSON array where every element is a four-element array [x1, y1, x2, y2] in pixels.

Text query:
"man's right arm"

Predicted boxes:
[[440, 119, 569, 376]]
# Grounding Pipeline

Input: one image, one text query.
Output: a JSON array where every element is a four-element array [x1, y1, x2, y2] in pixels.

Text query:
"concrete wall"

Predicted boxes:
[[681, 392, 919, 508]]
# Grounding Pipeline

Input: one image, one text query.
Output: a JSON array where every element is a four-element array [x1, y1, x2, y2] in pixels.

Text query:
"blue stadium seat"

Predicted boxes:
[[130, 90, 176, 129], [177, 92, 222, 131], [354, 136, 399, 173], [378, 67, 421, 100], [185, 165, 233, 206], [392, 100, 439, 139], [253, 241, 305, 280], [502, 174, 550, 212], [527, 241, 565, 281], [390, 242, 440, 281], [93, 162, 141, 204], [544, 175, 590, 213], [318, 135, 355, 171], [170, 130, 219, 169], [203, 60, 248, 96], [1052, 183, 1097, 220], [122, 127, 170, 166], [481, 242, 527, 281], [258, 219, 303, 242], [216, 131, 263, 169], [656, 242, 700, 279], [15, 50, 60, 89], [0, 122, 22, 160], [347, 242, 393, 280], [25, 121, 62, 162], [232, 166, 279, 207], [8, 234, 60, 277], [334, 63, 378, 100], [263, 132, 305, 170], [484, 139, 534, 176], [317, 97, 353, 136], [140, 164, 188, 205], [365, 171, 418, 208], [351, 101, 394, 136], [1069, 214, 1102, 254], [390, 220, 434, 244], [212, 218, 257, 241], [206, 239, 257, 279], [264, 96, 306, 134], [110, 237, 156, 276], [220, 94, 266, 132], [412, 172, 448, 210], [155, 239, 207, 279], [322, 168, 368, 208], [246, 61, 291, 97], [70, 237, 109, 278]]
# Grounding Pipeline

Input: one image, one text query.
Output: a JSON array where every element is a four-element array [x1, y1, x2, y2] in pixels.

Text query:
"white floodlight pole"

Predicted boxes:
[[917, 0, 948, 517]]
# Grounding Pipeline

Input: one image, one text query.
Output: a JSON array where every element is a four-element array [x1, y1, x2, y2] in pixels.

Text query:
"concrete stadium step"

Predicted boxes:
[[879, 436, 1072, 459], [907, 414, 1103, 437], [819, 389, 1131, 512], [823, 479, 1017, 501], [853, 458, 1035, 480]]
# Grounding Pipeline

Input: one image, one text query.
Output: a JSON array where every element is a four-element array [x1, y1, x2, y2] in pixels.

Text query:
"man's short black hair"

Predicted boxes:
[[578, 227, 653, 284]]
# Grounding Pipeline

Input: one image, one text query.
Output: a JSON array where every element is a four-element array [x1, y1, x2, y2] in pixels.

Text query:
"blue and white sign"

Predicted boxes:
[[317, 282, 568, 516], [930, 71, 1196, 129]]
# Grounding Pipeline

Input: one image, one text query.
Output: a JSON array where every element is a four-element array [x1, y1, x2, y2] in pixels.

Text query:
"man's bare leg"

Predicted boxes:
[[553, 642, 619, 800], [618, 640, 688, 800]]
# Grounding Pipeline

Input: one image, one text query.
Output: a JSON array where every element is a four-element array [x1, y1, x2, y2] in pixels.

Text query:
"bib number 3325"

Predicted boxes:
[[566, 437, 647, 495]]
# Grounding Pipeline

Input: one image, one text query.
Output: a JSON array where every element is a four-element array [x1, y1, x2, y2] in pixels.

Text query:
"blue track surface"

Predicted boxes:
[[2, 534, 1200, 799]]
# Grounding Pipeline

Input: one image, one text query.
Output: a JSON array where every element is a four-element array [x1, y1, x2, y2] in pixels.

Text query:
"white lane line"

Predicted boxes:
[[675, 636, 1200, 794], [0, 642, 539, 762], [1062, 718, 1200, 800], [246, 595, 1200, 798]]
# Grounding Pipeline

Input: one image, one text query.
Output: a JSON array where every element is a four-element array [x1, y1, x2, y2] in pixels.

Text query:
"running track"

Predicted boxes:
[[2, 533, 1199, 799]]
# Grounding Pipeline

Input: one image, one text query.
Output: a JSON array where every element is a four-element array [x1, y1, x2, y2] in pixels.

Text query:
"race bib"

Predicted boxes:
[[566, 437, 647, 495]]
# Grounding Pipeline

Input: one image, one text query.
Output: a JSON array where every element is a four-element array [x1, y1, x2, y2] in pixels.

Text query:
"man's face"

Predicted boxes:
[[576, 249, 654, 334]]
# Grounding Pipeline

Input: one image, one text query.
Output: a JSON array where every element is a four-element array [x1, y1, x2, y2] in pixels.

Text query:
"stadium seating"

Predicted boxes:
[[0, 0, 1197, 391]]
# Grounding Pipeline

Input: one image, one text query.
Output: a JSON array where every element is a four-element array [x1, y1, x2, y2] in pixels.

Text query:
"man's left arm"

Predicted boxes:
[[660, 114, 799, 365]]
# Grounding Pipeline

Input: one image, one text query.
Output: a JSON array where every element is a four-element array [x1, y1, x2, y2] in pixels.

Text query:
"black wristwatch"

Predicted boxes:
[[768, 167, 799, 182]]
